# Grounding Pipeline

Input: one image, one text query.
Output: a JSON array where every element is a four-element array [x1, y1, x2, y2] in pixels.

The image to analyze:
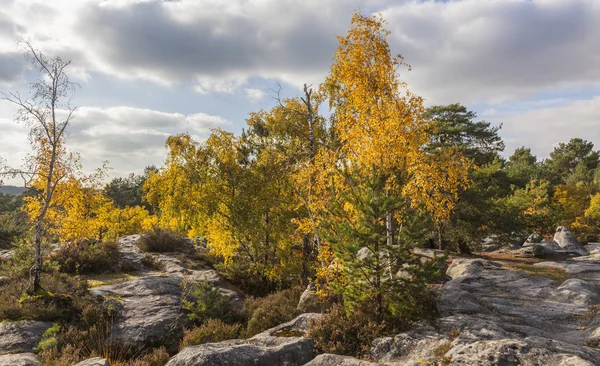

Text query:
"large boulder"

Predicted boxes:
[[554, 226, 588, 256], [0, 353, 39, 366], [0, 321, 53, 354], [91, 275, 187, 351], [165, 314, 318, 366]]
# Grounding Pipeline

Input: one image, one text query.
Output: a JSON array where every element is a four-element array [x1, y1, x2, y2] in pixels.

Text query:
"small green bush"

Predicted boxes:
[[34, 323, 61, 353], [138, 228, 187, 253], [51, 241, 120, 274], [180, 319, 241, 350], [182, 281, 237, 324], [307, 304, 386, 358], [243, 286, 303, 337]]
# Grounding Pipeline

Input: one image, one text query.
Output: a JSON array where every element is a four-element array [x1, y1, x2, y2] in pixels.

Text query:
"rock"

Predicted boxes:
[[371, 324, 449, 365], [297, 283, 322, 313], [523, 233, 542, 247], [584, 243, 600, 254], [0, 250, 13, 261], [513, 240, 586, 259], [0, 276, 7, 285], [371, 258, 600, 365], [96, 235, 244, 351], [0, 353, 39, 366], [304, 354, 379, 365], [0, 321, 53, 354], [91, 275, 187, 351], [554, 226, 588, 256], [74, 358, 111, 366], [553, 278, 600, 306], [445, 258, 500, 279], [166, 315, 317, 366]]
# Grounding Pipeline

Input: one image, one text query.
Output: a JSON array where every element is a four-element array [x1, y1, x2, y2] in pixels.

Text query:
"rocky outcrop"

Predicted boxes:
[[88, 235, 243, 351], [166, 314, 319, 366], [0, 353, 39, 366], [0, 321, 53, 354], [74, 358, 110, 366], [304, 354, 379, 365], [371, 258, 600, 365]]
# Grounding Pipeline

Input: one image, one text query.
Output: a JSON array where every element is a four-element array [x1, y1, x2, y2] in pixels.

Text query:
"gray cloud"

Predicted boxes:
[[3, 0, 599, 103], [386, 0, 600, 104]]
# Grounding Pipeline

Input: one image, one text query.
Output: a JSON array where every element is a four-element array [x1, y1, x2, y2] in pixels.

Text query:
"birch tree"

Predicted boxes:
[[1, 41, 77, 293]]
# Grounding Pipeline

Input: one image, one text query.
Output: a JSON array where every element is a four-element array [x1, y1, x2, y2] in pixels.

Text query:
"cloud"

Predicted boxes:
[[244, 88, 265, 103], [0, 102, 229, 182], [497, 96, 600, 159], [2, 0, 599, 104], [384, 0, 600, 104]]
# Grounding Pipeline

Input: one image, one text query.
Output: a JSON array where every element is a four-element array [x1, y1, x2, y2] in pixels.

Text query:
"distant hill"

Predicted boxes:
[[0, 185, 26, 195]]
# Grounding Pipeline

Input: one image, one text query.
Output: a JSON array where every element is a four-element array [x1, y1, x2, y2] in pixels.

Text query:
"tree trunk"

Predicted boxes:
[[29, 220, 44, 294]]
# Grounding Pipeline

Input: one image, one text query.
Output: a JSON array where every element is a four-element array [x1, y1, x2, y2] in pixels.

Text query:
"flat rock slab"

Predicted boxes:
[[0, 353, 39, 366], [373, 259, 600, 365], [0, 321, 53, 354]]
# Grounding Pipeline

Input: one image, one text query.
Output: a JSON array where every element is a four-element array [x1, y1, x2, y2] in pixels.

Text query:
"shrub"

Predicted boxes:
[[138, 228, 187, 253], [182, 281, 237, 324], [180, 319, 241, 350], [307, 304, 386, 358], [0, 271, 97, 322], [141, 253, 163, 270], [51, 240, 120, 274], [243, 286, 303, 337], [0, 211, 28, 249]]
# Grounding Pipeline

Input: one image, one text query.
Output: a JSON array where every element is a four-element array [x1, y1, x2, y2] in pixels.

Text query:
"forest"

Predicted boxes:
[[1, 11, 600, 365]]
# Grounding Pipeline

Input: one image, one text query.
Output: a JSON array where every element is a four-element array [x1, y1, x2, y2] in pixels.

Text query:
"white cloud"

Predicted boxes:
[[0, 103, 229, 183], [497, 96, 600, 159], [244, 88, 265, 103]]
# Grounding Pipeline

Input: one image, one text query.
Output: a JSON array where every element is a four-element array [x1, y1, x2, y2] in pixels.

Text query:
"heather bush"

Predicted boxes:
[[243, 286, 303, 337], [180, 319, 241, 349], [51, 240, 120, 274], [137, 228, 187, 253]]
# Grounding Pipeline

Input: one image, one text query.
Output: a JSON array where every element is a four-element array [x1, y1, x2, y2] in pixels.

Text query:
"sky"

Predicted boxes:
[[0, 0, 599, 184]]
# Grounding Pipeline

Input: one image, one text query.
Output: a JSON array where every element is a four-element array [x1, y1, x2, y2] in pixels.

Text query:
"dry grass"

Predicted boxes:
[[474, 252, 543, 264], [505, 263, 572, 284]]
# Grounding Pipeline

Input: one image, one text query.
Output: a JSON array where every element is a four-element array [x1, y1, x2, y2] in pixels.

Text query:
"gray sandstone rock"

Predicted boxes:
[[0, 321, 53, 354], [74, 358, 111, 366], [297, 283, 322, 312], [553, 278, 600, 306], [91, 275, 186, 350], [0, 353, 39, 366], [303, 354, 379, 365], [372, 258, 600, 365], [165, 314, 319, 366], [554, 226, 588, 256]]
